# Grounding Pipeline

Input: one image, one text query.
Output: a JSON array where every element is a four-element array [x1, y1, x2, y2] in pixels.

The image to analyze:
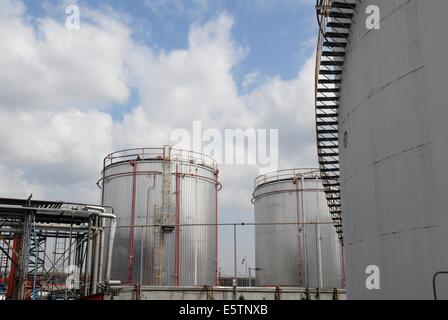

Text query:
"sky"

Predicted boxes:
[[0, 0, 318, 276]]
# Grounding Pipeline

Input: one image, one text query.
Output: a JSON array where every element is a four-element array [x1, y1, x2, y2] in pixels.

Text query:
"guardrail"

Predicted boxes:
[[314, 0, 357, 243], [102, 147, 219, 172], [254, 168, 320, 189]]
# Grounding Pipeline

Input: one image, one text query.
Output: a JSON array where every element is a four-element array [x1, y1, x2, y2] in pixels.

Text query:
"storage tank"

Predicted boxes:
[[99, 147, 220, 286], [315, 0, 448, 299], [252, 169, 344, 289]]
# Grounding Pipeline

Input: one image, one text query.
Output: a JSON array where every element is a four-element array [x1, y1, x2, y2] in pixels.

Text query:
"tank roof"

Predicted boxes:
[[254, 168, 320, 189]]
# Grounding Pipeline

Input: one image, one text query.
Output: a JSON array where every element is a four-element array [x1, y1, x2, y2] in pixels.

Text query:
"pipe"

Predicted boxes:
[[85, 206, 117, 289], [294, 176, 303, 286], [139, 226, 144, 288], [233, 224, 237, 300], [91, 216, 100, 295], [0, 204, 98, 216], [301, 176, 309, 288], [144, 175, 156, 285], [315, 177, 323, 298], [215, 170, 219, 286], [84, 219, 92, 297], [66, 220, 73, 299], [33, 223, 90, 231], [175, 165, 181, 286], [128, 160, 137, 284], [340, 245, 346, 288], [98, 219, 105, 285]]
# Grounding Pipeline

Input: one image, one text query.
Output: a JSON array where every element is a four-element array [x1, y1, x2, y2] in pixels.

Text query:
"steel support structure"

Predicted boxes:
[[0, 197, 114, 300]]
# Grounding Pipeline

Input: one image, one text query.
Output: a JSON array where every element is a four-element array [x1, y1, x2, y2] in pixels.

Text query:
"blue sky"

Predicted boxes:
[[22, 0, 317, 120], [0, 0, 319, 276]]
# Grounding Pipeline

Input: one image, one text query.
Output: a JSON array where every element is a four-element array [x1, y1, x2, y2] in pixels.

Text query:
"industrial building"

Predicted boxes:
[[315, 0, 448, 299], [0, 197, 115, 300]]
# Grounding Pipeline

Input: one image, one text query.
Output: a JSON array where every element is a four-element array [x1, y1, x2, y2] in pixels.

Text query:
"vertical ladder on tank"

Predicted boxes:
[[152, 145, 175, 286], [315, 0, 357, 243]]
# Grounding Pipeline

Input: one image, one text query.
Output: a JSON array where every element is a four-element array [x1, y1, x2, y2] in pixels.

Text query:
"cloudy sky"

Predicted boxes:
[[0, 0, 318, 275]]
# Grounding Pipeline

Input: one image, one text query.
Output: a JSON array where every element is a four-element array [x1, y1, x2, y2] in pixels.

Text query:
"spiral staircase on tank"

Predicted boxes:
[[315, 0, 358, 243]]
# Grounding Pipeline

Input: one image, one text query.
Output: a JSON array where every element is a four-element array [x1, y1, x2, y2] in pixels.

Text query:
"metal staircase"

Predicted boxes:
[[315, 0, 357, 243]]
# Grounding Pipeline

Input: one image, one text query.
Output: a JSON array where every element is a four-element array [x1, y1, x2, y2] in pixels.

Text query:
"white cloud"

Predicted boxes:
[[0, 4, 131, 111], [0, 164, 43, 199], [125, 13, 255, 132], [0, 0, 317, 200]]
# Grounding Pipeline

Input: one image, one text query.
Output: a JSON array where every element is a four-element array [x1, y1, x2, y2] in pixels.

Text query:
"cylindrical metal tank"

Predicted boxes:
[[99, 147, 220, 286], [338, 0, 448, 299], [252, 169, 344, 288]]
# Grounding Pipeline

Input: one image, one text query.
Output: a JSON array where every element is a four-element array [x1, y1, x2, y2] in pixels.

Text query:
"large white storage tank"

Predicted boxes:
[[99, 147, 220, 286], [252, 169, 344, 289], [318, 0, 448, 299]]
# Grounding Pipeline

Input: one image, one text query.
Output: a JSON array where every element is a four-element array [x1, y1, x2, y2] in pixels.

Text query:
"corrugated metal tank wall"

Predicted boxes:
[[253, 169, 344, 288], [100, 148, 219, 286], [339, 0, 448, 299]]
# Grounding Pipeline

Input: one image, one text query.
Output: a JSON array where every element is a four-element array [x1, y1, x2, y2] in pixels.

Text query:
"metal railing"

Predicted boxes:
[[314, 0, 358, 243], [254, 169, 321, 190], [102, 147, 219, 172]]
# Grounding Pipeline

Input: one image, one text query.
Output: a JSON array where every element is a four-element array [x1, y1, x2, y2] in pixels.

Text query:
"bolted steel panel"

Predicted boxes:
[[253, 169, 344, 289], [338, 0, 448, 299], [100, 149, 218, 286]]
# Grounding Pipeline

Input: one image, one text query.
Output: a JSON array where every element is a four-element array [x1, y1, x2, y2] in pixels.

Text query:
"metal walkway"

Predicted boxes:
[[315, 0, 357, 243]]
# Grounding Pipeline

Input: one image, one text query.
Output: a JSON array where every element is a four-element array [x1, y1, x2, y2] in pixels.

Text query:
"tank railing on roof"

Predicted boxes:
[[254, 168, 321, 189], [103, 147, 218, 172]]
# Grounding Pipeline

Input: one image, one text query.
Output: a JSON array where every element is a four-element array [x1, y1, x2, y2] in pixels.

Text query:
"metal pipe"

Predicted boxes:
[[215, 170, 219, 286], [98, 218, 105, 285], [85, 206, 117, 285], [34, 223, 90, 231], [301, 176, 309, 288], [315, 224, 321, 300], [315, 177, 323, 299], [0, 204, 98, 216], [66, 220, 73, 299], [91, 216, 100, 294], [139, 226, 144, 288], [176, 164, 181, 286], [128, 160, 138, 284], [145, 175, 156, 285], [233, 224, 237, 300], [294, 177, 303, 286], [111, 221, 333, 228], [84, 219, 92, 297], [105, 217, 116, 283]]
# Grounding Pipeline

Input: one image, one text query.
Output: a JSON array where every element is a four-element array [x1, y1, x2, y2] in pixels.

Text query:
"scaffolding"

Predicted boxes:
[[0, 197, 116, 300]]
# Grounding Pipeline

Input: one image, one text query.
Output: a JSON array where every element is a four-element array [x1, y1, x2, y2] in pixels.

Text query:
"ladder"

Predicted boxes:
[[152, 146, 175, 285]]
